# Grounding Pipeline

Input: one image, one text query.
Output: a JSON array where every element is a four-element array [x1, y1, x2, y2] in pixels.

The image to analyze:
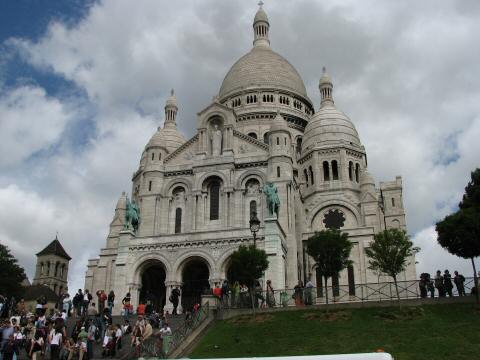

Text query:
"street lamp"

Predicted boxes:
[[249, 211, 261, 248]]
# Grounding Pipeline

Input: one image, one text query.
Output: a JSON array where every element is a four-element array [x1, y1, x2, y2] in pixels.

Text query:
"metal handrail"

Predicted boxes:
[[218, 277, 477, 309]]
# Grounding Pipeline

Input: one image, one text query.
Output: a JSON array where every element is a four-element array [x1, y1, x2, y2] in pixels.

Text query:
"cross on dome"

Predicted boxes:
[[253, 2, 270, 47], [258, 1, 264, 8]]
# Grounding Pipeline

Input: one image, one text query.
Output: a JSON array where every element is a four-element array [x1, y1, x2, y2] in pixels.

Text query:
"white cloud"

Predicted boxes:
[[0, 86, 72, 168], [1, 0, 480, 292]]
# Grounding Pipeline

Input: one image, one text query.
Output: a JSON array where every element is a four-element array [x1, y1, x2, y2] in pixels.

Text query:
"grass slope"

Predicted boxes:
[[190, 304, 480, 360]]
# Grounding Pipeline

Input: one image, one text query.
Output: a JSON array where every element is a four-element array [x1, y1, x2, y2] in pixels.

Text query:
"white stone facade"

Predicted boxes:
[[85, 5, 416, 314]]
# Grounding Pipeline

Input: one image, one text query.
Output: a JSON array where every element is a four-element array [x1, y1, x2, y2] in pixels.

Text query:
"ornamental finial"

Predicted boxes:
[[258, 1, 264, 8], [170, 88, 174, 96]]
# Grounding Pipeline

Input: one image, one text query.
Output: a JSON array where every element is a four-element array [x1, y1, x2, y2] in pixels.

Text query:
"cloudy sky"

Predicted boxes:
[[1, 0, 479, 292]]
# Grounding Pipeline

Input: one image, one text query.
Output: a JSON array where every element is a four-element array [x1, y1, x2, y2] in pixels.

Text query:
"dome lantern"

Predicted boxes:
[[253, 1, 270, 48], [164, 88, 178, 128], [319, 67, 334, 108]]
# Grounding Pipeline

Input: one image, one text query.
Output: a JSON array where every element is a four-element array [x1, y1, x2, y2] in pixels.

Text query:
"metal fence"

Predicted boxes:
[[127, 302, 210, 359], [216, 278, 477, 309]]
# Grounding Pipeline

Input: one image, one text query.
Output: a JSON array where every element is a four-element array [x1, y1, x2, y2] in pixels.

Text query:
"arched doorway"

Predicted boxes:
[[140, 263, 166, 312], [181, 259, 210, 311]]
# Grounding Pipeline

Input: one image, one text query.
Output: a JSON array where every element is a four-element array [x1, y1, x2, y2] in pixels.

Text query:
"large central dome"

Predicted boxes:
[[219, 46, 308, 100]]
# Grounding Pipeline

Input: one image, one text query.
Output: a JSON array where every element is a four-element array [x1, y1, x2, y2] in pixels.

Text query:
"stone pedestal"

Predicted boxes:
[[263, 217, 287, 291]]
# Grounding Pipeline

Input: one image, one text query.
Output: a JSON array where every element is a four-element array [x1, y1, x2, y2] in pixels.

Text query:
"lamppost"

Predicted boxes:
[[379, 189, 388, 231], [249, 211, 261, 248]]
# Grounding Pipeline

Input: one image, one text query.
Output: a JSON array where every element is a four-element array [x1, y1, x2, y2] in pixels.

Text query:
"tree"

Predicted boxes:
[[365, 228, 419, 307], [0, 243, 27, 298], [229, 245, 269, 313], [436, 168, 480, 304], [306, 229, 353, 306]]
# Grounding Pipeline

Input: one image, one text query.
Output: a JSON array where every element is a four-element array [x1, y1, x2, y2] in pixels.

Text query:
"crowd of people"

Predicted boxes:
[[0, 287, 189, 360], [419, 270, 470, 298]]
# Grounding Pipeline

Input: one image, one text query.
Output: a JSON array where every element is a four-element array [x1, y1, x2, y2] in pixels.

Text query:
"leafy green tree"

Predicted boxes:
[[436, 168, 480, 304], [0, 243, 27, 297], [365, 228, 419, 306], [229, 245, 269, 313], [306, 229, 353, 306]]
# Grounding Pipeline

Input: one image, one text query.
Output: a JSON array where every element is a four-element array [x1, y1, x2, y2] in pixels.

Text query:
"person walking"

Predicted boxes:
[[294, 281, 304, 306], [443, 270, 454, 297], [454, 271, 466, 296], [434, 270, 445, 297]]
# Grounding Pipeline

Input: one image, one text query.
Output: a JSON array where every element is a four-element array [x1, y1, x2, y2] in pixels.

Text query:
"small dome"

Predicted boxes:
[[254, 7, 268, 23], [302, 103, 361, 152], [219, 47, 308, 100], [360, 170, 375, 186], [146, 125, 186, 154], [270, 111, 289, 132]]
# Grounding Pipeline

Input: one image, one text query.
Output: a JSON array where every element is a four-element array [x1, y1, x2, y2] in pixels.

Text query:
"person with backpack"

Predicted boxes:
[[454, 271, 466, 296]]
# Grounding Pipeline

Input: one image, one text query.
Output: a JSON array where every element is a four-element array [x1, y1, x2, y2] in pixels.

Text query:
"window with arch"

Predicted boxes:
[[348, 265, 355, 296], [309, 166, 314, 185], [248, 132, 258, 140], [159, 153, 161, 160], [332, 160, 339, 180], [209, 179, 221, 220], [47, 261, 51, 276], [276, 137, 280, 145], [55, 262, 59, 277], [304, 169, 309, 187], [296, 137, 302, 153], [149, 181, 152, 191], [263, 133, 269, 144], [60, 264, 65, 278], [323, 161, 330, 181], [151, 152, 154, 161], [175, 208, 182, 234], [355, 163, 360, 183], [249, 200, 257, 219], [348, 161, 354, 181], [277, 166, 281, 178], [40, 263, 44, 276]]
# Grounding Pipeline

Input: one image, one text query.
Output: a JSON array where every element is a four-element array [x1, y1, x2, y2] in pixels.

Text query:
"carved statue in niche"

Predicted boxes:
[[246, 179, 260, 195], [210, 124, 223, 156]]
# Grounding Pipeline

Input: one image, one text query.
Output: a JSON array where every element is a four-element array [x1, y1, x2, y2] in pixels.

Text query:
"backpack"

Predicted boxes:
[[88, 293, 93, 301]]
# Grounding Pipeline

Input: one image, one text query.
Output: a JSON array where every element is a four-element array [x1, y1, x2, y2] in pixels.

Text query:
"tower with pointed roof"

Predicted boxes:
[[86, 4, 415, 315], [33, 235, 71, 295]]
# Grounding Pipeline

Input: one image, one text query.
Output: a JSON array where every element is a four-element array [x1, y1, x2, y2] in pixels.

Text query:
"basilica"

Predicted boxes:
[[85, 4, 416, 313]]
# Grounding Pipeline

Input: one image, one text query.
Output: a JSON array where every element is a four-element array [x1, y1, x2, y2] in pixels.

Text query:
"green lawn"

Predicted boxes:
[[190, 303, 480, 360]]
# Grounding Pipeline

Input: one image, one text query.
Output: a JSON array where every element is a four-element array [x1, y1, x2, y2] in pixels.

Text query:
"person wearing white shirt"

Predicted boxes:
[[49, 328, 63, 360]]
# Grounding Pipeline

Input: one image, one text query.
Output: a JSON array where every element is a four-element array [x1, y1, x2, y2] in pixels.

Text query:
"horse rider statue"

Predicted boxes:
[[124, 196, 141, 233], [263, 182, 280, 218]]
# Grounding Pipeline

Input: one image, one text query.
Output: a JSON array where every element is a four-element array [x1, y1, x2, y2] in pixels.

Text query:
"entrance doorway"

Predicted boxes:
[[181, 259, 210, 311], [140, 263, 166, 312]]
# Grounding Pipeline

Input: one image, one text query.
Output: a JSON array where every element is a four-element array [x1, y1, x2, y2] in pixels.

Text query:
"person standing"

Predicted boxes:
[[122, 293, 131, 320], [294, 281, 304, 306], [107, 291, 115, 315], [425, 273, 435, 298], [443, 270, 454, 297], [73, 290, 83, 318], [170, 287, 181, 315], [87, 320, 97, 360], [232, 281, 240, 308], [419, 273, 428, 298], [83, 290, 92, 317], [454, 271, 466, 296], [159, 323, 172, 355], [48, 327, 63, 360], [434, 270, 445, 297], [221, 280, 230, 307], [305, 278, 314, 305], [266, 280, 276, 308]]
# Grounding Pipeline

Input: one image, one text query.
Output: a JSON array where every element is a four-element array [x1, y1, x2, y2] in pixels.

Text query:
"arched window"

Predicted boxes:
[[276, 137, 279, 145], [175, 208, 182, 233], [151, 152, 154, 160], [332, 160, 339, 180], [332, 273, 340, 297], [40, 263, 44, 276], [309, 166, 314, 185], [47, 261, 51, 276], [248, 132, 257, 139], [349, 161, 354, 181], [304, 169, 309, 187], [263, 133, 269, 144], [355, 163, 360, 183], [296, 137, 302, 153], [348, 265, 355, 296], [391, 198, 395, 207], [263, 94, 266, 102], [55, 262, 59, 277], [323, 161, 330, 181], [159, 153, 161, 160], [209, 180, 220, 220], [277, 166, 281, 178], [249, 200, 257, 219], [149, 181, 152, 191]]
